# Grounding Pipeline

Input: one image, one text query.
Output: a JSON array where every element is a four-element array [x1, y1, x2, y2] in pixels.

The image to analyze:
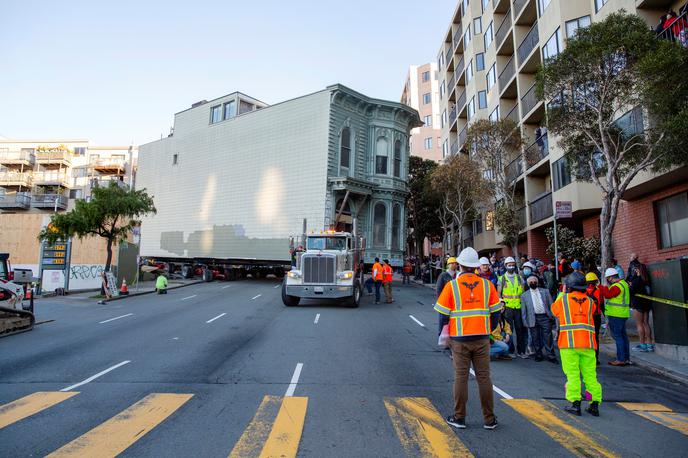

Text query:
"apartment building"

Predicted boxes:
[[436, 0, 688, 264], [401, 63, 443, 162]]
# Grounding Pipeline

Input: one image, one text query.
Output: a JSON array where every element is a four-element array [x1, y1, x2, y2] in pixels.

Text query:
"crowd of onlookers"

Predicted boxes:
[[655, 4, 688, 47]]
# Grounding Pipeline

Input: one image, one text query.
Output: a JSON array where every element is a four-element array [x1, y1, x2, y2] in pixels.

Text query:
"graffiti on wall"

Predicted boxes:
[[68, 264, 106, 290]]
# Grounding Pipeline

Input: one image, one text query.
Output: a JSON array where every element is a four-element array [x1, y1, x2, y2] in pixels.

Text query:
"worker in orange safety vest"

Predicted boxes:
[[382, 259, 394, 303], [372, 257, 383, 304]]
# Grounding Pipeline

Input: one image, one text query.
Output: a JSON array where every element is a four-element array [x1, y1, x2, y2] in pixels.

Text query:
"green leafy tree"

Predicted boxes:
[[407, 156, 441, 256], [537, 12, 688, 269], [39, 183, 156, 272], [544, 224, 601, 271], [465, 119, 526, 258]]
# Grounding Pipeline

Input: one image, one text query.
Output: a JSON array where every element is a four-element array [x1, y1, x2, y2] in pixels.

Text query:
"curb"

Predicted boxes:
[[97, 280, 206, 304], [599, 346, 688, 386]]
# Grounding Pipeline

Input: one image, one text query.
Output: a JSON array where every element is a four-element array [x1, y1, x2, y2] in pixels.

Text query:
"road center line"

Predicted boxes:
[[469, 368, 514, 399], [206, 313, 227, 323], [98, 313, 133, 324], [285, 363, 303, 397], [60, 361, 131, 392], [251, 294, 261, 300], [273, 284, 280, 289], [181, 295, 197, 301], [222, 285, 231, 289], [314, 314, 320, 324], [409, 315, 425, 327]]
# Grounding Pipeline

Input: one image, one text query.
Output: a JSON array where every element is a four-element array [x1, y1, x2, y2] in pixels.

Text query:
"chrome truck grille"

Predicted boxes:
[[302, 255, 336, 284]]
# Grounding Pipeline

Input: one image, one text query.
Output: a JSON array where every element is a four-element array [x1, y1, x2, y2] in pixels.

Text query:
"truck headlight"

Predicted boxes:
[[337, 271, 354, 280], [288, 270, 302, 279]]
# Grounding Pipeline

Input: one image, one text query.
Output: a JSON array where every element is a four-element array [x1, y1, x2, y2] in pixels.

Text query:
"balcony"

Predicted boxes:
[[90, 157, 126, 175], [0, 192, 31, 209], [520, 83, 543, 123], [458, 125, 468, 149], [513, 0, 529, 17], [0, 150, 35, 167], [498, 55, 516, 97], [517, 22, 539, 67], [457, 90, 467, 113], [449, 105, 458, 127], [31, 193, 68, 210], [33, 171, 70, 187], [524, 133, 549, 169], [453, 25, 463, 49], [494, 0, 509, 13], [36, 150, 71, 167], [446, 46, 453, 68], [448, 74, 456, 96], [495, 10, 512, 51], [529, 192, 553, 225], [635, 0, 673, 9], [518, 206, 527, 229], [451, 140, 459, 156], [505, 155, 524, 182], [0, 171, 32, 187], [505, 104, 520, 124]]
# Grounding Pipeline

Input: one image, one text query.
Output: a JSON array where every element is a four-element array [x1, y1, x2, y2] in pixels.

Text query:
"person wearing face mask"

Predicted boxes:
[[498, 257, 527, 357], [521, 275, 556, 363], [478, 257, 498, 288], [521, 261, 539, 284]]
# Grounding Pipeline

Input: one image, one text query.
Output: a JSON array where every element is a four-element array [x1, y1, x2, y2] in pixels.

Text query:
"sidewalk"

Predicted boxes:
[[36, 278, 203, 303]]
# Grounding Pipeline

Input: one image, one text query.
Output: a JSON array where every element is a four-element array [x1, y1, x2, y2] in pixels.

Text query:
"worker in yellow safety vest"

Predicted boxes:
[[602, 268, 632, 366], [498, 257, 526, 357]]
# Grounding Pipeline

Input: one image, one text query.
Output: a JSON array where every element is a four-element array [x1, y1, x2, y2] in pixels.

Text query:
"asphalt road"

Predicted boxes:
[[1, 278, 686, 457]]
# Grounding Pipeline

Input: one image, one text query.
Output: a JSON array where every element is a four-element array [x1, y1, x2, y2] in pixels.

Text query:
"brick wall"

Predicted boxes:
[[612, 181, 688, 266], [582, 216, 600, 239], [527, 229, 549, 262]]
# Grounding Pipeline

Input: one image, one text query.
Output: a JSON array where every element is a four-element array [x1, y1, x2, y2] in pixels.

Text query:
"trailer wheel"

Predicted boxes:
[[224, 268, 236, 281], [347, 282, 361, 308], [281, 281, 300, 307], [250, 268, 262, 280], [202, 268, 213, 282], [181, 265, 194, 279]]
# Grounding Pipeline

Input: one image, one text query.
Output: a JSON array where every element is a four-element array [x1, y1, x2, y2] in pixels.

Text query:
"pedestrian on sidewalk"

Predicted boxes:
[[478, 257, 498, 288], [602, 268, 632, 366], [382, 259, 394, 303], [155, 273, 168, 294], [551, 272, 602, 417], [490, 312, 513, 360], [498, 257, 527, 358], [436, 257, 458, 298], [627, 254, 655, 353], [372, 257, 383, 304], [521, 276, 557, 363], [435, 247, 503, 430], [586, 272, 604, 364], [402, 259, 412, 285]]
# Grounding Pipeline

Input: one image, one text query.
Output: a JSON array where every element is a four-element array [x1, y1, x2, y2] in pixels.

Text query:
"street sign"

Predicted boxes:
[[555, 201, 572, 219]]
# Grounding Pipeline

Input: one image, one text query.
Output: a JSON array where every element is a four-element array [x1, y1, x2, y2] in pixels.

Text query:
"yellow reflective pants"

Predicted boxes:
[[560, 348, 602, 403]]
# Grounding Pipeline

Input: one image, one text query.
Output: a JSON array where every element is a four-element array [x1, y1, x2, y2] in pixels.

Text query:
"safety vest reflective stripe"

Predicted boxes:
[[606, 280, 631, 318], [434, 302, 452, 315], [501, 275, 523, 309], [560, 324, 595, 332], [558, 294, 596, 350], [503, 295, 521, 299], [448, 278, 491, 337], [489, 302, 504, 313], [450, 309, 490, 318]]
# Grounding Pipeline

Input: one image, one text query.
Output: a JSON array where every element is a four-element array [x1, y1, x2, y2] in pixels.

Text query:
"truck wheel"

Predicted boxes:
[[281, 281, 300, 307], [347, 282, 361, 308], [224, 268, 236, 281], [250, 268, 262, 280], [275, 268, 285, 279], [202, 268, 213, 282], [181, 265, 194, 279]]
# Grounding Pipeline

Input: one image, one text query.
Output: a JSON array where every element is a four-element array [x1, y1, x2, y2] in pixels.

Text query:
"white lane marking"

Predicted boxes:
[[60, 361, 131, 392], [285, 363, 303, 397], [251, 294, 261, 300], [314, 314, 320, 324], [469, 368, 514, 400], [409, 315, 425, 327], [98, 313, 133, 324], [222, 285, 231, 289], [273, 284, 280, 289], [206, 313, 227, 323], [172, 337, 179, 340], [181, 295, 197, 301]]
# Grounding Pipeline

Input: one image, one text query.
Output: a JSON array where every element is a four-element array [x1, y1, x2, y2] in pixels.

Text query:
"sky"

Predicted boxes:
[[0, 0, 457, 146]]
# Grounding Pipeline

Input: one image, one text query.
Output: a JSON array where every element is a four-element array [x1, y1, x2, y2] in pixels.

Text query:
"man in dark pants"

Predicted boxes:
[[521, 275, 556, 363], [372, 257, 383, 304], [498, 257, 527, 358]]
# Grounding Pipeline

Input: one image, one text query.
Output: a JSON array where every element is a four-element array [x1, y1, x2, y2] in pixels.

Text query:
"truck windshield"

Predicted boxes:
[[307, 237, 346, 251]]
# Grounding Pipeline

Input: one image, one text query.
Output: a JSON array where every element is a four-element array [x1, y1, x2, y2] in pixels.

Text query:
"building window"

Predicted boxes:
[[474, 18, 482, 35], [424, 115, 432, 127], [422, 93, 432, 104], [478, 90, 488, 109], [486, 64, 496, 92], [463, 25, 471, 49], [393, 140, 402, 178], [538, 0, 552, 16], [239, 100, 254, 114], [595, 0, 609, 12], [543, 28, 563, 62], [73, 147, 87, 156], [476, 53, 485, 71], [656, 192, 688, 248], [376, 137, 388, 174], [484, 22, 494, 50], [373, 202, 387, 247], [441, 110, 447, 128], [340, 127, 351, 170], [482, 0, 489, 13], [424, 138, 433, 150], [552, 157, 571, 191], [467, 97, 476, 121], [422, 71, 430, 82], [172, 153, 178, 165], [466, 60, 474, 83], [69, 189, 82, 199], [223, 101, 236, 120], [485, 210, 495, 230], [440, 80, 446, 99], [566, 15, 591, 39], [392, 204, 402, 250], [210, 105, 222, 123], [442, 140, 448, 157], [490, 106, 500, 122]]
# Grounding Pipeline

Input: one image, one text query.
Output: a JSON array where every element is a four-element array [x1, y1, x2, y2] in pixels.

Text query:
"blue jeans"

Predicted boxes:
[[490, 340, 510, 357], [608, 316, 630, 362], [374, 281, 382, 303], [364, 277, 374, 294]]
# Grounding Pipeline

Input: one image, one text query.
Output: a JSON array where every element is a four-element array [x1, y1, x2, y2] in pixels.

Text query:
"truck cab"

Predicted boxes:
[[282, 230, 364, 307]]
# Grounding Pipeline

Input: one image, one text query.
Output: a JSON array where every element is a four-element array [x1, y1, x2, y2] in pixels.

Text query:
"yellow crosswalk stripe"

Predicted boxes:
[[504, 399, 618, 458], [384, 397, 473, 458], [46, 393, 193, 458], [618, 402, 688, 436], [228, 396, 308, 458], [0, 391, 79, 429]]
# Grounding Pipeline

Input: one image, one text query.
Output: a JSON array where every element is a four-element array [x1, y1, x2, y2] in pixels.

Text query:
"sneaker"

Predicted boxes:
[[483, 418, 498, 430], [608, 360, 626, 366], [632, 344, 644, 352], [564, 401, 582, 416], [446, 416, 466, 429], [647, 344, 655, 352], [518, 353, 529, 359], [586, 401, 600, 417]]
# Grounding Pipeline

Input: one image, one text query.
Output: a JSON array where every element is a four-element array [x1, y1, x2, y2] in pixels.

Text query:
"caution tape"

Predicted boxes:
[[635, 294, 688, 309]]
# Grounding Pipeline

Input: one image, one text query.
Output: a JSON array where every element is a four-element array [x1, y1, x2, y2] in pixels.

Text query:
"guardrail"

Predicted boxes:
[[31, 193, 68, 208], [0, 171, 32, 185], [0, 151, 35, 163], [495, 9, 512, 49], [525, 133, 548, 168], [517, 22, 539, 65], [498, 55, 515, 93], [0, 192, 31, 208], [506, 104, 519, 123], [449, 105, 457, 126], [459, 125, 468, 148], [505, 155, 523, 182], [513, 0, 529, 18], [529, 192, 553, 224], [521, 83, 539, 116], [457, 90, 467, 111]]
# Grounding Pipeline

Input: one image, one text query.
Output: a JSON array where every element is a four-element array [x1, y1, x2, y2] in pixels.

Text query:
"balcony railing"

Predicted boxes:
[[459, 124, 468, 148], [31, 193, 68, 209], [456, 54, 464, 74], [529, 192, 553, 224], [506, 104, 519, 123], [521, 83, 539, 116], [525, 133, 549, 168], [33, 171, 69, 185], [448, 73, 456, 93], [449, 105, 457, 126], [0, 171, 32, 186], [498, 55, 516, 93], [0, 150, 35, 164], [517, 22, 539, 65], [495, 9, 512, 49], [517, 206, 527, 229], [453, 25, 463, 49], [657, 9, 688, 43], [513, 0, 529, 18], [451, 140, 459, 156], [36, 150, 71, 163], [505, 155, 523, 182], [0, 192, 31, 209], [446, 46, 453, 65], [457, 90, 467, 111]]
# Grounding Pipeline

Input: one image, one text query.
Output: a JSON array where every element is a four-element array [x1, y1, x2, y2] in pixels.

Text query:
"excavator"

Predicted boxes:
[[0, 253, 35, 337]]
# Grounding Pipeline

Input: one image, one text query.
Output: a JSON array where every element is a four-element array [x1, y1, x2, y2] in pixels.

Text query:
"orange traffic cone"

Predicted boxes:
[[120, 278, 129, 295], [25, 288, 32, 300]]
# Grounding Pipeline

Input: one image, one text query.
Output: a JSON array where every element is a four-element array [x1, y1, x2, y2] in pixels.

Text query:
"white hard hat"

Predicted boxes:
[[457, 247, 481, 268], [479, 257, 490, 265], [504, 256, 516, 265], [604, 267, 619, 278], [523, 261, 535, 269]]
